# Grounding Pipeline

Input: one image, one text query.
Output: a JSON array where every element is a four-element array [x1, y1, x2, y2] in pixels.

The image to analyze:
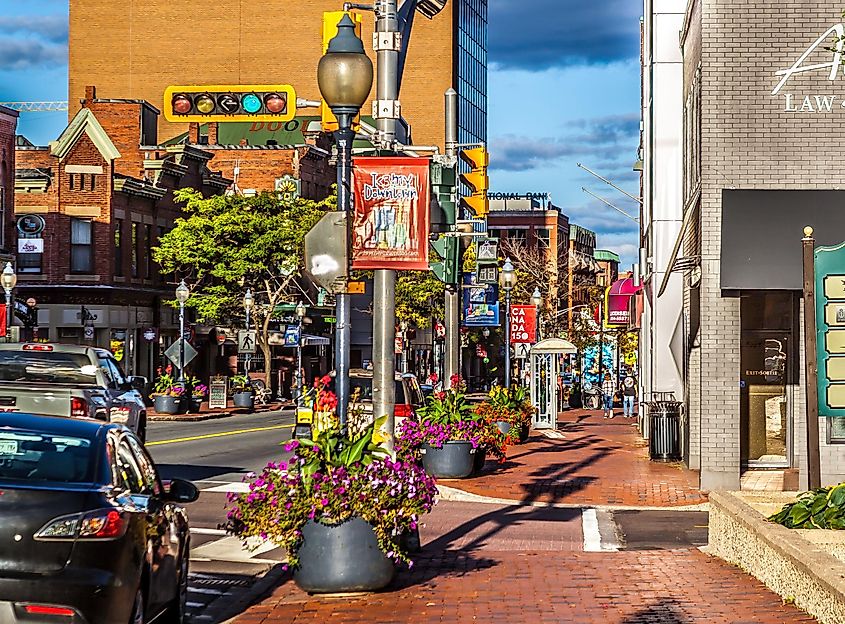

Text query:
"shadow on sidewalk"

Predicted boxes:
[[620, 599, 688, 623]]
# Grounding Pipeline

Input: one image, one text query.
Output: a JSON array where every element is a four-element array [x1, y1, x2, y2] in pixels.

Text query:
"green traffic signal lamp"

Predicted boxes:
[[242, 93, 262, 114]]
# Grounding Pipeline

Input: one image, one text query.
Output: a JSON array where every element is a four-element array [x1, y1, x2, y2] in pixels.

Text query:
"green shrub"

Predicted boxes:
[[768, 483, 845, 529]]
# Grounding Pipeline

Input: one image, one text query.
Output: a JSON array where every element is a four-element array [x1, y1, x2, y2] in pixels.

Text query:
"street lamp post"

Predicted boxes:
[[243, 289, 254, 376], [1, 263, 16, 341], [175, 280, 190, 384], [317, 14, 373, 430], [500, 258, 516, 388], [295, 301, 306, 404], [531, 286, 543, 342]]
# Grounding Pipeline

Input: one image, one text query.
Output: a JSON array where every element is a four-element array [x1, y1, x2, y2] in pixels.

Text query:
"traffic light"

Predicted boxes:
[[430, 162, 456, 233], [459, 147, 489, 218], [163, 85, 296, 123], [321, 11, 364, 132], [430, 236, 460, 284]]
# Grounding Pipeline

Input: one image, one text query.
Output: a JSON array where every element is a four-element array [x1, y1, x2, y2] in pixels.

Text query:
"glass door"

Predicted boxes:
[[740, 331, 791, 467]]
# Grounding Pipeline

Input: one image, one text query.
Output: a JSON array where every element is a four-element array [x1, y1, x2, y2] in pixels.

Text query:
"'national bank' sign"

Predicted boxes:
[[772, 24, 845, 112]]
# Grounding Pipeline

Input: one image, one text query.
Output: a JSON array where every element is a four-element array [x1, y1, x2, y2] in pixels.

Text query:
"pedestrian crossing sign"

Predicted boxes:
[[238, 330, 257, 354]]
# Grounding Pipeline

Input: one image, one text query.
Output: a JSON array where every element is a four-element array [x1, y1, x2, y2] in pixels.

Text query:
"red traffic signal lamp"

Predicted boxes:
[[459, 147, 490, 218], [163, 85, 297, 122]]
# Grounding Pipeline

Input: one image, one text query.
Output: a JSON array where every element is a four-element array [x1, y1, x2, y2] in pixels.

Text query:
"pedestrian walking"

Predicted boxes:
[[622, 368, 637, 418], [601, 373, 616, 419]]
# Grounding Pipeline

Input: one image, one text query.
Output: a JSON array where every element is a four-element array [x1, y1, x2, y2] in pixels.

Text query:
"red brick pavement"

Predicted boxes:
[[235, 549, 813, 623], [451, 409, 707, 507]]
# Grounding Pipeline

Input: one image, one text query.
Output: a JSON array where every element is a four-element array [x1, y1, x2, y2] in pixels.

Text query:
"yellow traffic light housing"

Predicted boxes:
[[459, 147, 490, 218], [163, 85, 297, 123], [321, 11, 365, 132]]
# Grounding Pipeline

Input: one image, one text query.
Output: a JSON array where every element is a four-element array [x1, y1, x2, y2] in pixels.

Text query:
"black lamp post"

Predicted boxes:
[[317, 14, 373, 428]]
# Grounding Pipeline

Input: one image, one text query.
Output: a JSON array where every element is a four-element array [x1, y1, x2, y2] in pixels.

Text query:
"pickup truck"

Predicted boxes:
[[0, 343, 148, 441]]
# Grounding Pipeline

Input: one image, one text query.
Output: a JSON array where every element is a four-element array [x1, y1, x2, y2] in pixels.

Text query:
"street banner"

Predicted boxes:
[[351, 157, 430, 270], [0, 304, 5, 338], [462, 273, 500, 327], [284, 326, 301, 347], [509, 305, 537, 344]]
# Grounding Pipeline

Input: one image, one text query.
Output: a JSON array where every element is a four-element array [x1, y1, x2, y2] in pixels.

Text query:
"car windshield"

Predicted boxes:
[[0, 430, 95, 483], [349, 379, 406, 403], [0, 351, 98, 384]]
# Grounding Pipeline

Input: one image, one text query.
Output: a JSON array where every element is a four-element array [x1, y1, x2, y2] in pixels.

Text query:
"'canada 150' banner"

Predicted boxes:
[[351, 157, 430, 270]]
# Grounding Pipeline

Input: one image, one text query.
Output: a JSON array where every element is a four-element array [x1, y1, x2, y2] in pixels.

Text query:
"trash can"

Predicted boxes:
[[649, 400, 682, 461]]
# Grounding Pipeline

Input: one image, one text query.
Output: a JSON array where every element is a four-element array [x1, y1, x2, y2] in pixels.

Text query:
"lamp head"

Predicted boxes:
[[243, 288, 254, 311], [175, 280, 190, 304], [500, 258, 516, 290], [295, 301, 306, 318], [0, 262, 16, 291], [531, 287, 542, 308], [317, 14, 373, 113]]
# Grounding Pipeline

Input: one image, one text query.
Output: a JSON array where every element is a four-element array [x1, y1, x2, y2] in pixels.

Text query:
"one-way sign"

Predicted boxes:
[[164, 338, 198, 370], [238, 330, 257, 354]]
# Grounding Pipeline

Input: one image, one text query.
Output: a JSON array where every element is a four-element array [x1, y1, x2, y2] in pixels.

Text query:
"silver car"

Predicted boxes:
[[0, 343, 148, 441]]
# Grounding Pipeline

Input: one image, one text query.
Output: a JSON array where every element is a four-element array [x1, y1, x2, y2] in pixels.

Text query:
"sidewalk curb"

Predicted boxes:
[[436, 484, 710, 512], [147, 404, 292, 422]]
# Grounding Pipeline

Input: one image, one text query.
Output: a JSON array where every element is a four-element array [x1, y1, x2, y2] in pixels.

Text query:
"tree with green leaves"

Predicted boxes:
[[153, 189, 330, 383]]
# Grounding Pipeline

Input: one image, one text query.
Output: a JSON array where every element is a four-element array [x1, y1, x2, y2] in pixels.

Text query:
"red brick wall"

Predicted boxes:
[[0, 110, 18, 253]]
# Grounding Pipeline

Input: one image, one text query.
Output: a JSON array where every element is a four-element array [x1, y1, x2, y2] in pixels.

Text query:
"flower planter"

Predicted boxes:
[[518, 423, 530, 443], [154, 395, 184, 415], [293, 518, 395, 594], [233, 391, 254, 410], [495, 421, 512, 436], [420, 441, 475, 479], [472, 446, 487, 475]]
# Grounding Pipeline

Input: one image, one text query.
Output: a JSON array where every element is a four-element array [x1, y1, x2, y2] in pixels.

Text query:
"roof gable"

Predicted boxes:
[[50, 108, 121, 162]]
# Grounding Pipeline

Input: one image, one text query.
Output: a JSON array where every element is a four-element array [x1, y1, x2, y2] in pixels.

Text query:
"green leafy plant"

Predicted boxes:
[[769, 483, 845, 529], [151, 371, 183, 398], [231, 375, 252, 393]]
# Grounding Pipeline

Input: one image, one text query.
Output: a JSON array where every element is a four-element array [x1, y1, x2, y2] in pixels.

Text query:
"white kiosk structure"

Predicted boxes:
[[530, 338, 578, 429]]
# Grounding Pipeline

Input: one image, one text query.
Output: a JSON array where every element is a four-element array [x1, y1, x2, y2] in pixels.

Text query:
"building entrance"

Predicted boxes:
[[739, 293, 796, 468]]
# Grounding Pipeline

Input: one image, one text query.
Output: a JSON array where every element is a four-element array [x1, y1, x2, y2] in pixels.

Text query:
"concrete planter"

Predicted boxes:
[[293, 518, 395, 594], [709, 491, 845, 624], [233, 391, 254, 410], [154, 395, 184, 415], [420, 441, 475, 479]]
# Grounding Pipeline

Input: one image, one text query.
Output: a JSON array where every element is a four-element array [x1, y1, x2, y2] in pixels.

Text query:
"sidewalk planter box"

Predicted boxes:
[[495, 421, 512, 436], [233, 391, 254, 410], [293, 518, 395, 594], [154, 395, 184, 415], [709, 491, 845, 624], [420, 441, 475, 479]]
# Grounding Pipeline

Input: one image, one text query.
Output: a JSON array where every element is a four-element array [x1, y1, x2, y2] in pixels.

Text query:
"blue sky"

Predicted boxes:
[[0, 0, 641, 266]]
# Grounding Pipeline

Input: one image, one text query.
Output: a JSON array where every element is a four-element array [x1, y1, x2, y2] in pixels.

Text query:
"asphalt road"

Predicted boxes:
[[146, 410, 296, 623]]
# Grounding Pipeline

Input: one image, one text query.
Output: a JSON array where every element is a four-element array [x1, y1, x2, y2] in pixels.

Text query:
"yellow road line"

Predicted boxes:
[[147, 424, 294, 446]]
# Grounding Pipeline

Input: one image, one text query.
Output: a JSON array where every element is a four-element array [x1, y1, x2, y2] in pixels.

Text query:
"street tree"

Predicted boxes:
[[153, 188, 329, 382]]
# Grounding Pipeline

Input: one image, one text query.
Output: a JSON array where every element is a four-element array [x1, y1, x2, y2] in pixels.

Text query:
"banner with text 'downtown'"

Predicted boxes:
[[351, 157, 430, 270]]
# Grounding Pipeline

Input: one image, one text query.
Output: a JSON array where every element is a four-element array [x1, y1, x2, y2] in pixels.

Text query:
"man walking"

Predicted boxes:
[[601, 373, 616, 419], [622, 368, 637, 418]]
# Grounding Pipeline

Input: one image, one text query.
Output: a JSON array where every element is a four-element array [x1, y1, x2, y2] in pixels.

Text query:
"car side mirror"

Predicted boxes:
[[165, 478, 199, 503], [128, 376, 148, 392]]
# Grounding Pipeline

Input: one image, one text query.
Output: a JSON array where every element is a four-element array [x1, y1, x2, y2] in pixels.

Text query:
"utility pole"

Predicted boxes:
[[444, 88, 460, 388], [372, 0, 400, 454]]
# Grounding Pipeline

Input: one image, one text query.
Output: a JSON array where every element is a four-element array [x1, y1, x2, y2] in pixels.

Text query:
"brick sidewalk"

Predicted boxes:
[[451, 409, 706, 507], [235, 548, 813, 623]]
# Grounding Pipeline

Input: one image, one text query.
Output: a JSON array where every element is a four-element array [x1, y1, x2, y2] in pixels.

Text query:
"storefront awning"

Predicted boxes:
[[657, 188, 700, 298], [302, 335, 330, 346], [720, 190, 845, 290]]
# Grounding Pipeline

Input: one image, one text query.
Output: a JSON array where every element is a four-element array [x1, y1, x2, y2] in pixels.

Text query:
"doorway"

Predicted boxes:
[[740, 292, 796, 468]]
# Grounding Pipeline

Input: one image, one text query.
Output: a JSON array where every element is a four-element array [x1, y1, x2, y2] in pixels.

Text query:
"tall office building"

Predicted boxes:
[[68, 0, 487, 149]]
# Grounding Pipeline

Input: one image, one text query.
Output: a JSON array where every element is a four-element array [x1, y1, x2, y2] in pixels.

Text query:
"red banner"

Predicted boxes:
[[351, 157, 430, 270], [0, 304, 6, 338], [509, 305, 537, 344]]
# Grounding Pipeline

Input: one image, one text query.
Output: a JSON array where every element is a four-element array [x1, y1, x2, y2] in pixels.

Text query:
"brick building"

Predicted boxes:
[[595, 250, 620, 289], [68, 0, 487, 150], [0, 105, 18, 257], [568, 224, 600, 333], [655, 0, 845, 489]]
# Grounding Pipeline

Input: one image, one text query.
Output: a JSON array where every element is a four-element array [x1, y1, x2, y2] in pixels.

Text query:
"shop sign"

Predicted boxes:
[[772, 23, 845, 113], [17, 238, 43, 254], [509, 305, 537, 344], [351, 157, 430, 270], [209, 377, 228, 409], [462, 273, 500, 327], [143, 328, 158, 342], [16, 215, 45, 236], [813, 241, 845, 415]]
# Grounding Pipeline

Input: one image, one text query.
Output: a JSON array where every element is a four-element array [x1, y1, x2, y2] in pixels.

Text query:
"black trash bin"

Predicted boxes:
[[649, 400, 682, 461]]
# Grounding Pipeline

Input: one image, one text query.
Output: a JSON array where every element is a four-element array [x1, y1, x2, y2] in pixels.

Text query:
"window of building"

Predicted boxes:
[[69, 173, 75, 190], [507, 229, 526, 243], [830, 418, 845, 443], [89, 174, 96, 191], [114, 220, 123, 276], [131, 223, 138, 278], [70, 218, 93, 274], [145, 224, 153, 279], [537, 228, 551, 248], [17, 227, 42, 274]]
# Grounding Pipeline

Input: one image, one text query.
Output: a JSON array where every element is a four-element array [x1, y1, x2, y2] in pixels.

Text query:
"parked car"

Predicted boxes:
[[346, 369, 426, 420], [0, 343, 148, 442], [0, 413, 198, 623]]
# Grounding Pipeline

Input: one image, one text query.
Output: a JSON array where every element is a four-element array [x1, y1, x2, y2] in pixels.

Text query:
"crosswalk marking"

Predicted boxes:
[[203, 482, 250, 493]]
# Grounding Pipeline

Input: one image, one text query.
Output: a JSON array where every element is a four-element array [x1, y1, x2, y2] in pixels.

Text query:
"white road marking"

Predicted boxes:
[[582, 508, 602, 552], [188, 587, 225, 596], [190, 535, 281, 564], [538, 429, 566, 439], [203, 482, 250, 493], [190, 527, 228, 536], [186, 602, 206, 609]]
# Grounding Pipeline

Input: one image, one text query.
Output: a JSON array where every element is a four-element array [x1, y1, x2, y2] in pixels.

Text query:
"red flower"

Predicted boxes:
[[450, 374, 461, 386], [320, 375, 332, 386], [435, 391, 447, 401]]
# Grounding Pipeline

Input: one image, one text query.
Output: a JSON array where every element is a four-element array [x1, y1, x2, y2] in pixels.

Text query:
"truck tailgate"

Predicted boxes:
[[0, 385, 74, 417]]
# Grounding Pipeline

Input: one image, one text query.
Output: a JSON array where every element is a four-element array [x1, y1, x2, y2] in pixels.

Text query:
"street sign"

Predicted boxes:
[[476, 265, 498, 285], [164, 338, 198, 370], [477, 238, 498, 262], [284, 326, 300, 346], [347, 281, 366, 294], [514, 343, 531, 359], [304, 211, 349, 294], [209, 377, 228, 409], [238, 330, 257, 354]]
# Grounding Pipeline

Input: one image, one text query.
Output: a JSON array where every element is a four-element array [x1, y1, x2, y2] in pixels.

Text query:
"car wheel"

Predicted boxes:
[[129, 588, 144, 624], [161, 545, 189, 624]]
